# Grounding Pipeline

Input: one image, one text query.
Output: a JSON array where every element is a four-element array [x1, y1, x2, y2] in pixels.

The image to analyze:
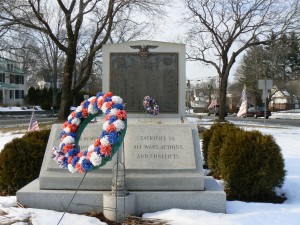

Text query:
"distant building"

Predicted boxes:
[[270, 86, 295, 110], [0, 57, 26, 106], [190, 88, 210, 109]]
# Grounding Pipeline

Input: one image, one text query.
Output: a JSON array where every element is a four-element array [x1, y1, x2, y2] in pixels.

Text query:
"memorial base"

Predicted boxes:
[[103, 193, 136, 222], [17, 177, 226, 215]]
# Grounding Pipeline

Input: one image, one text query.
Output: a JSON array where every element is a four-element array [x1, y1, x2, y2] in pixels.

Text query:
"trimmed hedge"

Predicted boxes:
[[219, 130, 286, 201], [201, 125, 215, 166], [202, 122, 286, 202], [206, 123, 241, 177], [202, 122, 232, 166], [0, 129, 50, 195]]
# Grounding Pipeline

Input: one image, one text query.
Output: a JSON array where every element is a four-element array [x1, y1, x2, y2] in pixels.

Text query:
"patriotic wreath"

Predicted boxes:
[[52, 92, 127, 173], [143, 95, 159, 115]]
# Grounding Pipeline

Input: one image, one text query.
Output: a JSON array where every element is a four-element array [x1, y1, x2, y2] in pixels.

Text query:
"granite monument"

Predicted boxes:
[[17, 40, 226, 218]]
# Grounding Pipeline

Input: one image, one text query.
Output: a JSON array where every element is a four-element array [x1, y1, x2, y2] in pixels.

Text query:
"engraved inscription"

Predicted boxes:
[[110, 53, 178, 113], [125, 126, 196, 170], [133, 135, 182, 161], [55, 135, 98, 151]]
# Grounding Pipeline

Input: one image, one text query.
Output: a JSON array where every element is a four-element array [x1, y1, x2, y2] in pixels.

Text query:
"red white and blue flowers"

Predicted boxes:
[[143, 95, 159, 115], [52, 92, 127, 173]]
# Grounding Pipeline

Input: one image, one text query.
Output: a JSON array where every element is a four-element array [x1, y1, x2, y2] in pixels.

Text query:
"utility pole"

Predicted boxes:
[[187, 80, 191, 113], [258, 79, 273, 125]]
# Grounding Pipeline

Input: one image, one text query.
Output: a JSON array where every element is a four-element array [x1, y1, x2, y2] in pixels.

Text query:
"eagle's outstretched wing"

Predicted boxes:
[[130, 45, 158, 51], [145, 45, 158, 50], [130, 45, 142, 50]]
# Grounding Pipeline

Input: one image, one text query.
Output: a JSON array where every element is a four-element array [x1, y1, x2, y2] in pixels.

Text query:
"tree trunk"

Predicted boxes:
[[218, 75, 228, 121], [52, 81, 57, 107], [52, 55, 59, 107], [58, 54, 76, 120]]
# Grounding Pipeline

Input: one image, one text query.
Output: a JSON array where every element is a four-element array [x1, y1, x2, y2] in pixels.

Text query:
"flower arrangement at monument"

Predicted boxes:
[[52, 92, 127, 173], [143, 95, 159, 115]]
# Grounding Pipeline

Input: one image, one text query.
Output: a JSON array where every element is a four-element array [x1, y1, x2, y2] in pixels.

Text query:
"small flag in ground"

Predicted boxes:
[[208, 99, 217, 109], [237, 86, 248, 117], [28, 110, 40, 131]]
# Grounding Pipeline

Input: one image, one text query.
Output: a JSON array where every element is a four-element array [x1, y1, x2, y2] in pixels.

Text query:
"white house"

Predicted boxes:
[[269, 86, 295, 110], [0, 57, 26, 106]]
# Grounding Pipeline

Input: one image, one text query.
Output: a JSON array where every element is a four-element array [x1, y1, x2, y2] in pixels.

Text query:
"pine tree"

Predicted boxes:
[[286, 32, 300, 80], [235, 32, 300, 107], [235, 45, 266, 106]]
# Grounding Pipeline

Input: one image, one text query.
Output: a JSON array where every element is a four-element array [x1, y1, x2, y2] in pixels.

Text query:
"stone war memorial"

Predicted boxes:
[[17, 40, 226, 221]]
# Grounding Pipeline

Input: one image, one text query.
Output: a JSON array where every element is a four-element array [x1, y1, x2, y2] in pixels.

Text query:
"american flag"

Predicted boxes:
[[208, 99, 217, 109], [237, 86, 248, 117], [28, 110, 40, 131]]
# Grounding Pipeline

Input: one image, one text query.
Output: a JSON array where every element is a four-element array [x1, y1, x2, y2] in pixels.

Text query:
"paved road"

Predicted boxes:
[[1, 114, 299, 129], [203, 115, 300, 127], [0, 115, 57, 128]]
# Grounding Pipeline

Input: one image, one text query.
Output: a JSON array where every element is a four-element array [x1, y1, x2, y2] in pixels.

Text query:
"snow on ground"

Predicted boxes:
[[0, 111, 300, 224], [270, 109, 300, 120], [0, 106, 43, 111], [0, 200, 106, 225], [0, 132, 24, 151], [143, 118, 300, 225]]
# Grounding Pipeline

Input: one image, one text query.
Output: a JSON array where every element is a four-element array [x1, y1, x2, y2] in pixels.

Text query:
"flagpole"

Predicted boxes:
[[28, 106, 40, 131], [245, 109, 248, 131], [237, 85, 248, 130], [28, 106, 34, 131], [245, 90, 248, 131]]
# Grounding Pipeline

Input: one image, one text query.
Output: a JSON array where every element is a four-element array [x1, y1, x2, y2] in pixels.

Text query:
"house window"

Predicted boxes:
[[10, 75, 15, 84], [15, 76, 24, 84], [0, 73, 4, 83], [9, 90, 14, 99], [15, 90, 24, 99], [7, 63, 13, 71]]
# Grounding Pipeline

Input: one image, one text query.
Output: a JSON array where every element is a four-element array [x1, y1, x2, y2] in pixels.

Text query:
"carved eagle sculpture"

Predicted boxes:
[[130, 45, 158, 59], [130, 45, 158, 52]]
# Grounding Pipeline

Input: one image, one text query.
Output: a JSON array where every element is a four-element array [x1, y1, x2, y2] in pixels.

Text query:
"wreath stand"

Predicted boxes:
[[103, 142, 136, 222], [51, 92, 132, 224]]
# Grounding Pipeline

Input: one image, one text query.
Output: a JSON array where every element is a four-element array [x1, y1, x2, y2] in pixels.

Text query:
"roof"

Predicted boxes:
[[104, 40, 185, 46], [0, 83, 18, 89], [0, 57, 25, 75]]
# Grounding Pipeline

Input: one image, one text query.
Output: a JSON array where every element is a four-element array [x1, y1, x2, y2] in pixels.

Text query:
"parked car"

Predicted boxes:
[[244, 106, 271, 119]]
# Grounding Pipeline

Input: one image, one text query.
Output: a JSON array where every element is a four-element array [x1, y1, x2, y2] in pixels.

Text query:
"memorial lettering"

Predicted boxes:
[[125, 125, 196, 170], [110, 53, 178, 113]]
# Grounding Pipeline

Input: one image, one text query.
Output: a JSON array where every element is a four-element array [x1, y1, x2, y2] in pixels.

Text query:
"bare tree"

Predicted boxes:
[[0, 28, 45, 85], [0, 24, 64, 107], [36, 31, 64, 107], [184, 0, 300, 120], [0, 0, 168, 119], [193, 77, 218, 106], [285, 80, 300, 108]]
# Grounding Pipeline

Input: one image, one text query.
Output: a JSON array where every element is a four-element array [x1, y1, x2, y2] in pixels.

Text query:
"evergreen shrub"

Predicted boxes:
[[219, 130, 286, 201], [0, 129, 50, 195], [201, 122, 230, 166], [41, 101, 51, 110], [201, 125, 214, 166], [207, 122, 241, 176]]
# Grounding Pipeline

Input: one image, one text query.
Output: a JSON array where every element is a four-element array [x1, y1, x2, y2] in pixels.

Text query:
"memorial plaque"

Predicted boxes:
[[110, 53, 178, 113], [124, 124, 196, 170]]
